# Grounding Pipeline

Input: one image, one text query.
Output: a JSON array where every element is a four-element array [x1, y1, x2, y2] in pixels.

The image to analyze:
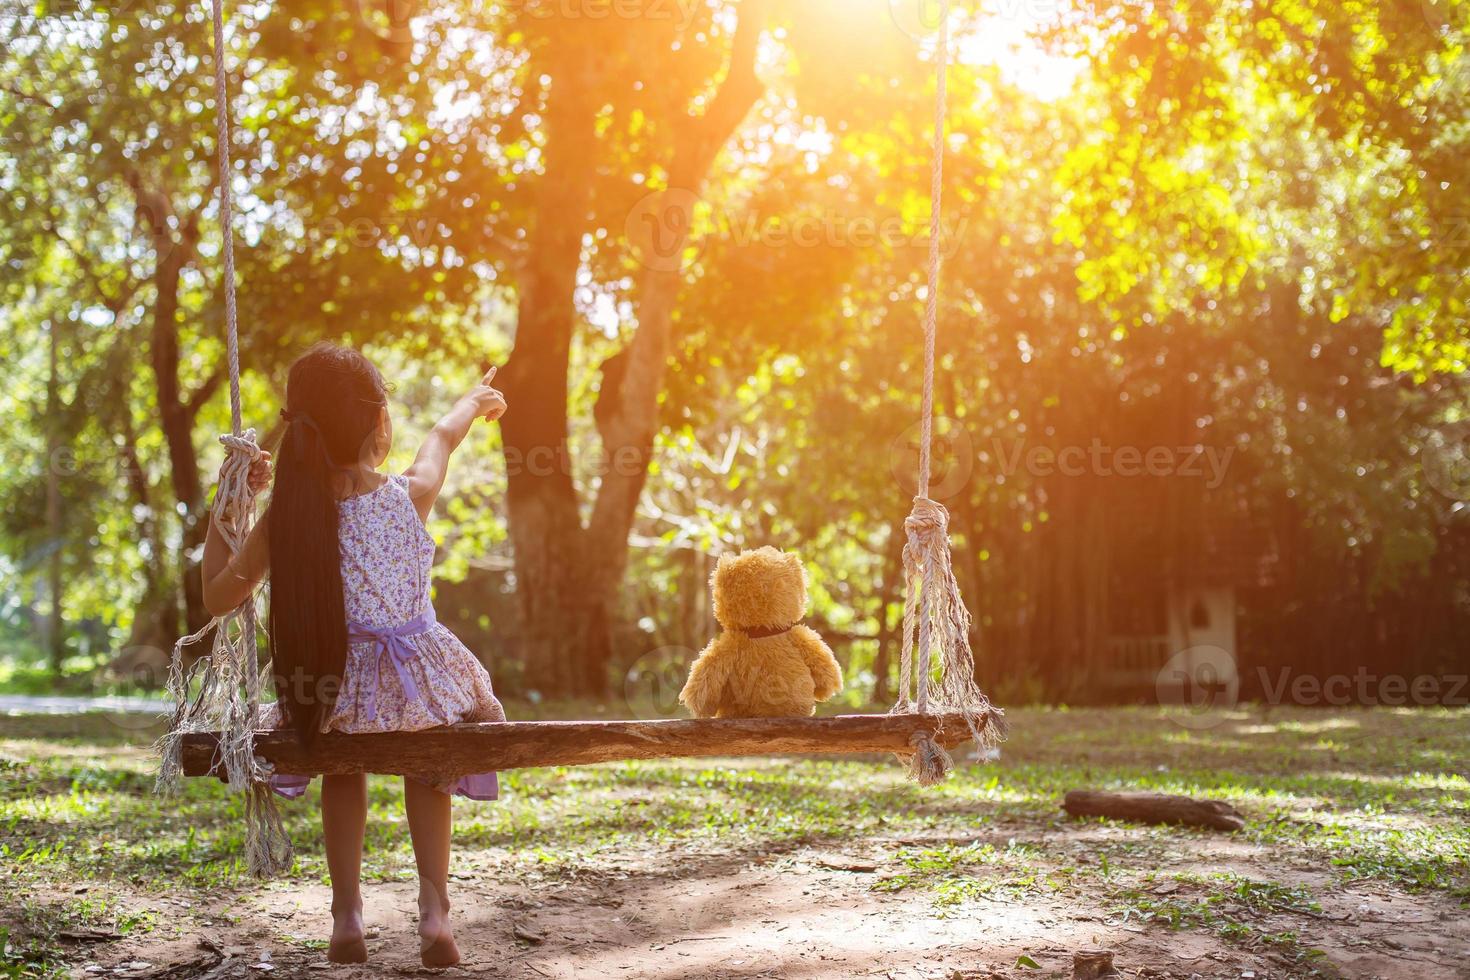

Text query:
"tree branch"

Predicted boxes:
[[43, 219, 139, 315], [185, 364, 227, 420], [0, 81, 55, 107], [668, 0, 769, 187], [587, 0, 772, 570]]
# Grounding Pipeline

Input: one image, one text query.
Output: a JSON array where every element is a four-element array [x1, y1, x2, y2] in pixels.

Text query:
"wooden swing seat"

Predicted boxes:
[[180, 712, 991, 779], [170, 6, 999, 885]]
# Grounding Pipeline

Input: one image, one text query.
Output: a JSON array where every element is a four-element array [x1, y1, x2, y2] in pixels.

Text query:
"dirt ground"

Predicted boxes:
[[50, 825, 1469, 979], [9, 706, 1468, 979]]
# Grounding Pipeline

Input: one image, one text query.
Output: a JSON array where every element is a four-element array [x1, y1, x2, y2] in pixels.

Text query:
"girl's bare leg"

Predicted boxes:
[[404, 778, 459, 967], [321, 773, 369, 963]]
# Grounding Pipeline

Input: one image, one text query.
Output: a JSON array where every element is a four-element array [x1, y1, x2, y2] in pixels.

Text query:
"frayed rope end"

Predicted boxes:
[[155, 730, 184, 796], [906, 732, 953, 787], [245, 782, 294, 878]]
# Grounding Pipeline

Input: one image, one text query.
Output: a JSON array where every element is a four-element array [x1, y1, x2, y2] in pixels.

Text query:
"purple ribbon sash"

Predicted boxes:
[[270, 606, 500, 802], [350, 609, 444, 723]]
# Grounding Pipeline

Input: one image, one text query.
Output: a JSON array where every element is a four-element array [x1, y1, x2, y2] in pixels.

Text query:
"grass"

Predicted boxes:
[[0, 660, 165, 700], [0, 704, 1466, 976], [1109, 873, 1335, 970], [0, 893, 157, 980]]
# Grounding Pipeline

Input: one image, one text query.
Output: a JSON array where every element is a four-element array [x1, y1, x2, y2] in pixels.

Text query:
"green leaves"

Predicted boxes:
[[1055, 0, 1470, 373], [2, 0, 1466, 690]]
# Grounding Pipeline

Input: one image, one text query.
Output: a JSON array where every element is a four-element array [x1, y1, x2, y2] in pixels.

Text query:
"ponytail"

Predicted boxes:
[[266, 344, 387, 744]]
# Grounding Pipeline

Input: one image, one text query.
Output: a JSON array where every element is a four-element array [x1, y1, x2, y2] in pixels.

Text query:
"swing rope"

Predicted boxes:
[[158, 0, 1003, 876], [155, 0, 291, 878], [889, 0, 1006, 784]]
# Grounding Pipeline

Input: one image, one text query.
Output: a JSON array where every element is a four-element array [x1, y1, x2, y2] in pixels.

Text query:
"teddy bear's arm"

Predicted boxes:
[[796, 628, 844, 701], [679, 640, 733, 719]]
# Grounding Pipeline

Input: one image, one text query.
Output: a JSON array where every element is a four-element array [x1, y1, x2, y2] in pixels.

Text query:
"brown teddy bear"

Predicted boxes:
[[679, 547, 843, 718]]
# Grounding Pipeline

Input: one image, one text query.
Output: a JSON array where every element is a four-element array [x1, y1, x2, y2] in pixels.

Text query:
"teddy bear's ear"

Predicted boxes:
[[784, 552, 809, 605], [710, 552, 733, 589]]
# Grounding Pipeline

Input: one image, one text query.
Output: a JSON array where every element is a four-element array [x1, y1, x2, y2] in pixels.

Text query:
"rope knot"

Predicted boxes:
[[212, 428, 263, 551], [219, 428, 262, 461], [904, 496, 949, 539]]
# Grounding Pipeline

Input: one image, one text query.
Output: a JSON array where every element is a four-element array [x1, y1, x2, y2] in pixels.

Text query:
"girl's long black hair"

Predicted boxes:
[[268, 343, 387, 744]]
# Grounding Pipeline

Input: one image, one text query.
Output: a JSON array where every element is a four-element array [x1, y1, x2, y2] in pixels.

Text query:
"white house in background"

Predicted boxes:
[[1105, 585, 1239, 691], [1097, 489, 1274, 693]]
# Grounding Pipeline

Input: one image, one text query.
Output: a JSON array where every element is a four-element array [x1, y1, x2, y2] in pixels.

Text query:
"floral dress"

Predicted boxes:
[[269, 473, 505, 800]]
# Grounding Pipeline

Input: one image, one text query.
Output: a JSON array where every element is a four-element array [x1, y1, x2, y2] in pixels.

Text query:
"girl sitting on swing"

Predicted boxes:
[[201, 342, 508, 967]]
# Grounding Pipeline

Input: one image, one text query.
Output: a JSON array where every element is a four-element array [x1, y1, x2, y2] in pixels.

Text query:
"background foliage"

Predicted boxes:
[[1, 0, 1466, 703]]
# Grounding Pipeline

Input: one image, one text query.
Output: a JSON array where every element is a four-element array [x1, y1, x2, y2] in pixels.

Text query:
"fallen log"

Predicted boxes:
[[180, 712, 996, 781], [1071, 947, 1116, 979], [1061, 790, 1245, 831]]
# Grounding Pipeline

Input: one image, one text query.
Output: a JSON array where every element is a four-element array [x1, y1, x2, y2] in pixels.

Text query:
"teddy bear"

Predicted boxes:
[[679, 547, 843, 718]]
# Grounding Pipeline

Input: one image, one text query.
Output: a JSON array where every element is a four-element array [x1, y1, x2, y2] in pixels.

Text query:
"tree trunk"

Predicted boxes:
[[140, 191, 209, 633], [500, 6, 769, 698], [117, 410, 181, 682], [498, 76, 607, 696], [46, 322, 64, 677], [152, 270, 208, 633], [503, 515, 615, 698], [585, 0, 768, 589], [871, 521, 903, 704]]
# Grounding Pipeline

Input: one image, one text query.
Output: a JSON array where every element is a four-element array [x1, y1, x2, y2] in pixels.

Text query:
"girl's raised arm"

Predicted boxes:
[[403, 366, 507, 523]]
